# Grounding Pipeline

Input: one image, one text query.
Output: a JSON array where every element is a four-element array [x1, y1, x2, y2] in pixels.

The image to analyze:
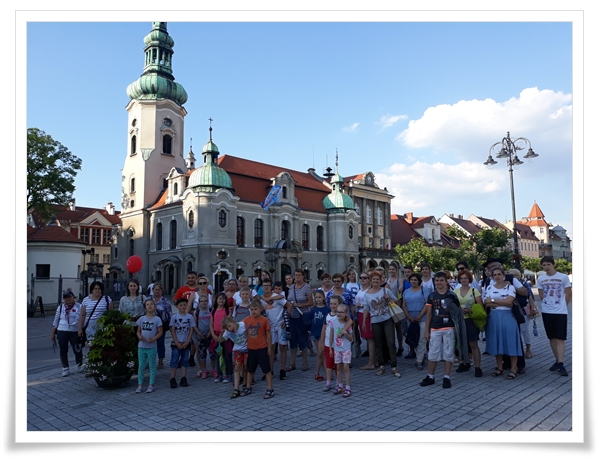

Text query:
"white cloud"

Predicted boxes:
[[342, 122, 359, 132], [395, 87, 572, 169], [378, 114, 407, 130]]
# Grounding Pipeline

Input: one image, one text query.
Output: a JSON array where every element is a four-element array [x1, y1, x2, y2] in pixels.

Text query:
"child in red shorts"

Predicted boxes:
[[320, 295, 352, 391], [218, 316, 248, 398]]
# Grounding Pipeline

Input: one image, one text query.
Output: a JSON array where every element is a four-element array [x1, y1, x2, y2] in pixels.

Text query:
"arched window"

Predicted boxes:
[[366, 205, 372, 224], [129, 238, 134, 258], [237, 216, 245, 247], [254, 219, 263, 248], [163, 134, 172, 155], [156, 222, 163, 251], [130, 135, 136, 156], [130, 199, 134, 209], [316, 226, 324, 251], [174, 183, 178, 195], [114, 246, 118, 259], [218, 210, 227, 228], [170, 219, 177, 249], [348, 225, 354, 239], [354, 203, 360, 215], [187, 261, 193, 274], [188, 210, 194, 229], [302, 224, 309, 250], [377, 207, 382, 225], [281, 220, 290, 241], [130, 178, 135, 193], [282, 186, 288, 199]]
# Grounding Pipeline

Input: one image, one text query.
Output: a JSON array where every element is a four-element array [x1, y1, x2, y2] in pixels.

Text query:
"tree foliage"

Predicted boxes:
[[27, 128, 82, 221], [394, 227, 512, 276], [521, 256, 571, 275]]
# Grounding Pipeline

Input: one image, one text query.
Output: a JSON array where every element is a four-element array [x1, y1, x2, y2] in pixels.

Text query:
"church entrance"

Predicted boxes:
[[280, 263, 292, 285]]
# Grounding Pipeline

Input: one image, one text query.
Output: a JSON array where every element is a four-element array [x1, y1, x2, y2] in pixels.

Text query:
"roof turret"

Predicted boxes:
[[322, 150, 354, 213]]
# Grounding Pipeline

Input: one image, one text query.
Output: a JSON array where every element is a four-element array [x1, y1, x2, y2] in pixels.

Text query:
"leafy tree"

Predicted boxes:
[[554, 259, 572, 274], [27, 128, 82, 221], [521, 256, 542, 273], [394, 238, 457, 272]]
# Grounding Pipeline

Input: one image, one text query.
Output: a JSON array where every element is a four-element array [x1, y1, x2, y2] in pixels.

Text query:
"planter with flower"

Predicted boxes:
[[83, 310, 138, 389]]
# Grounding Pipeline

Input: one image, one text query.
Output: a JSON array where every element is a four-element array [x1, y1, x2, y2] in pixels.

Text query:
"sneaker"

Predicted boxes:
[[404, 351, 416, 360], [135, 385, 143, 394], [549, 361, 560, 372], [61, 367, 69, 377], [456, 363, 471, 373], [419, 375, 435, 387], [77, 364, 84, 373], [322, 384, 332, 392], [474, 367, 483, 378], [145, 385, 155, 393], [556, 363, 569, 376], [180, 377, 189, 387], [214, 374, 223, 383], [442, 377, 452, 389], [279, 369, 287, 380], [170, 378, 177, 388], [222, 375, 233, 383], [517, 367, 526, 375]]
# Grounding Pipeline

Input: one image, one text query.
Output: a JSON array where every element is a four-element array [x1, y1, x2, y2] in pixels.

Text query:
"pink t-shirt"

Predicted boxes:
[[212, 308, 227, 334]]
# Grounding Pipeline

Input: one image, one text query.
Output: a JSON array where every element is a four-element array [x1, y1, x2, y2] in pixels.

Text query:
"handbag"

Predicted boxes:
[[512, 300, 526, 325], [77, 295, 105, 348], [388, 300, 406, 323]]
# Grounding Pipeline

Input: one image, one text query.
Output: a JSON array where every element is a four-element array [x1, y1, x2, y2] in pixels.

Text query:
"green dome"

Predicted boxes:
[[188, 161, 233, 191], [323, 191, 354, 213], [126, 22, 187, 106], [202, 140, 219, 154]]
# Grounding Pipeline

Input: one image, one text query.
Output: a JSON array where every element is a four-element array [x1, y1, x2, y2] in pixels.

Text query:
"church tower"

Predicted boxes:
[[121, 22, 188, 214]]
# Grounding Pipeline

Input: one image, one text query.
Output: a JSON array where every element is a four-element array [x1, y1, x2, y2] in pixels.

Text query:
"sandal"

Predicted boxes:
[[525, 352, 533, 359], [506, 371, 517, 380], [194, 371, 202, 378], [263, 389, 275, 399], [333, 386, 344, 395], [240, 386, 252, 397], [230, 389, 241, 399], [491, 368, 504, 377], [376, 366, 386, 376], [301, 364, 309, 371], [285, 365, 296, 372], [391, 368, 402, 378], [342, 388, 352, 398], [315, 374, 324, 381], [416, 363, 424, 370]]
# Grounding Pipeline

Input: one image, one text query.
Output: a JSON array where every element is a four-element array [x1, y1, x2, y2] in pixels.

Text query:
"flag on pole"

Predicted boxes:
[[260, 184, 282, 210]]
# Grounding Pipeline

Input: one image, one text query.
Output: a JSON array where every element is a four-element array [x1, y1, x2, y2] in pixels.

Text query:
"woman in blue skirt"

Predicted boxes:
[[482, 267, 522, 380]]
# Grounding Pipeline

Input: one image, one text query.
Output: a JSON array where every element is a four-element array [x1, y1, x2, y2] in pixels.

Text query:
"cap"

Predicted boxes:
[[62, 290, 75, 298]]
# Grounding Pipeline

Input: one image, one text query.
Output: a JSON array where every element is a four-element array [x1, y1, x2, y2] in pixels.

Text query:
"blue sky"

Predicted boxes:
[[27, 20, 574, 236]]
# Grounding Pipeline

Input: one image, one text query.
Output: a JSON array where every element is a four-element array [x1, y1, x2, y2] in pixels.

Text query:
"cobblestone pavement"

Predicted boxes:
[[24, 299, 575, 435]]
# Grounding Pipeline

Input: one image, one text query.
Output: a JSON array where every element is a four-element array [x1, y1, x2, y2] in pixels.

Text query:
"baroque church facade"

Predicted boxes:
[[113, 22, 394, 295]]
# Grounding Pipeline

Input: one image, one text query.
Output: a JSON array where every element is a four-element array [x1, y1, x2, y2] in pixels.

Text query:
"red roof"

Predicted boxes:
[[514, 222, 539, 241], [527, 201, 545, 219], [410, 216, 435, 229], [391, 214, 424, 246], [27, 225, 86, 244], [447, 216, 481, 235]]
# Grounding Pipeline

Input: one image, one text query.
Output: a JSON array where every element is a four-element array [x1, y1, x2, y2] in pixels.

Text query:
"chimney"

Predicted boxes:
[[458, 214, 463, 220], [449, 213, 454, 218], [405, 212, 413, 224], [69, 200, 76, 211], [106, 201, 115, 215]]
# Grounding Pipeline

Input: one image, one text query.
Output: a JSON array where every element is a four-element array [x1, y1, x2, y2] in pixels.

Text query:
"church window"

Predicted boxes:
[[281, 220, 290, 241], [237, 217, 245, 247], [170, 220, 177, 249], [174, 183, 178, 195], [316, 226, 324, 251], [254, 219, 263, 248], [130, 135, 136, 155], [188, 211, 194, 229], [163, 134, 173, 155], [130, 178, 135, 193], [129, 238, 134, 258], [218, 210, 227, 228], [156, 223, 163, 250], [302, 224, 309, 250], [348, 225, 354, 239], [282, 186, 287, 199]]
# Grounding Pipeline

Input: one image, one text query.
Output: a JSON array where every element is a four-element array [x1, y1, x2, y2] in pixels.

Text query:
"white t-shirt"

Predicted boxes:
[[538, 272, 571, 314], [262, 296, 287, 329], [223, 322, 248, 352], [323, 312, 336, 347], [354, 288, 369, 313], [329, 316, 352, 352]]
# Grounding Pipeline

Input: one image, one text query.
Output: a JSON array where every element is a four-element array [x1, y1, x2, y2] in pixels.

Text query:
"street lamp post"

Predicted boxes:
[[483, 132, 539, 271]]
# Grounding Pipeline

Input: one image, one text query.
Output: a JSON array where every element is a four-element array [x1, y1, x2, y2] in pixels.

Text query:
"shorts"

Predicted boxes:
[[170, 346, 190, 368], [358, 312, 373, 339], [542, 313, 568, 341], [233, 350, 248, 367], [334, 349, 352, 364], [271, 327, 288, 346], [324, 345, 335, 369], [195, 335, 212, 360], [247, 347, 271, 374], [464, 318, 480, 342], [428, 328, 455, 362]]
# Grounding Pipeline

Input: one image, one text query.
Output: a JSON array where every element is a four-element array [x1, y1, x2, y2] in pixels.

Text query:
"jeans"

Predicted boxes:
[[372, 318, 397, 368], [56, 330, 82, 368], [138, 347, 157, 385], [156, 332, 166, 359], [289, 317, 308, 350]]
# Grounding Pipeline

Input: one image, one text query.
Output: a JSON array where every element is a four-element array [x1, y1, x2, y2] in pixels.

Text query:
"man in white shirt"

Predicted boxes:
[[537, 256, 572, 376]]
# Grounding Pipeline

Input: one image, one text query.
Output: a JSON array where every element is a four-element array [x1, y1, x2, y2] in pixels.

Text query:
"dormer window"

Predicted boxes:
[[282, 186, 287, 199]]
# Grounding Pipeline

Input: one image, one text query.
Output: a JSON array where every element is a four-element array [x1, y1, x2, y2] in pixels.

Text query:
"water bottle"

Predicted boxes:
[[533, 319, 539, 337]]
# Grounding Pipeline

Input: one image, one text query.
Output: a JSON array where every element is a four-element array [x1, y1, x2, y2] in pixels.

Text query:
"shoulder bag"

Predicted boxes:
[[77, 295, 105, 347]]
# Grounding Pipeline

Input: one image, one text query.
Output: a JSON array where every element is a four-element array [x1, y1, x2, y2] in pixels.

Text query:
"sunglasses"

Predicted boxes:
[[359, 276, 369, 280], [457, 267, 466, 270], [198, 282, 207, 285]]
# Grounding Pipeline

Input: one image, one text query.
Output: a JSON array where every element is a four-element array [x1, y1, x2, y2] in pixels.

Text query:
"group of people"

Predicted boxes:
[[51, 255, 571, 396]]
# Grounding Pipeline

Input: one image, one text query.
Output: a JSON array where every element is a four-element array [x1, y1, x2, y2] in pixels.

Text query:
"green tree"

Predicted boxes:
[[554, 259, 572, 274], [27, 128, 82, 221], [521, 256, 542, 273], [394, 238, 457, 272]]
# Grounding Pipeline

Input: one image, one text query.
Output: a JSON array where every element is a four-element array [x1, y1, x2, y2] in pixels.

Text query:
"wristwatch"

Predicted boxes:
[[491, 298, 495, 303]]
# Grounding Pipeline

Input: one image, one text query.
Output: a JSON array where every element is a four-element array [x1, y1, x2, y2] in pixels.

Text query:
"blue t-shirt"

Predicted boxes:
[[403, 287, 427, 322], [136, 315, 163, 349], [310, 305, 328, 339]]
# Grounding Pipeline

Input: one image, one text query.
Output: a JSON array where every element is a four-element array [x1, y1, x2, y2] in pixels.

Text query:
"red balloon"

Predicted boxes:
[[126, 255, 143, 273]]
